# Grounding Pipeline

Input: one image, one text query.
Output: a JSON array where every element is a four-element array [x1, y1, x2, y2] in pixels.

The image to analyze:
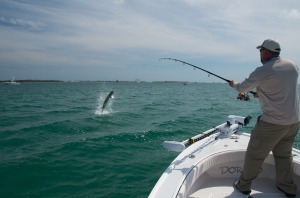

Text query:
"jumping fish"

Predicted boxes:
[[101, 90, 114, 113]]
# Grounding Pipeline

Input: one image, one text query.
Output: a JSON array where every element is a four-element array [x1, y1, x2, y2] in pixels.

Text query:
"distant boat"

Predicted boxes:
[[4, 77, 21, 85]]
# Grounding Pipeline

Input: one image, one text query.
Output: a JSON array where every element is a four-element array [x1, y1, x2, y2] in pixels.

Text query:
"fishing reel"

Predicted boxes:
[[237, 92, 250, 101]]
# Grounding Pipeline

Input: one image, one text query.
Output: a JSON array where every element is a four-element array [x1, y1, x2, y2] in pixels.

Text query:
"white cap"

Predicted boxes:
[[256, 39, 281, 53]]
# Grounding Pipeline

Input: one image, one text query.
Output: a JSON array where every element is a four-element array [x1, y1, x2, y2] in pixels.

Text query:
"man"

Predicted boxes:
[[229, 39, 300, 197]]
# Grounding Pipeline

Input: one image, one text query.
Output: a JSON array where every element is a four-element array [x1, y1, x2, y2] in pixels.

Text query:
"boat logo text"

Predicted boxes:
[[219, 166, 242, 174]]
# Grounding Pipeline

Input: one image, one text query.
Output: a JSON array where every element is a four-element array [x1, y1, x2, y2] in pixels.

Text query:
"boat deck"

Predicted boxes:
[[190, 177, 299, 198], [149, 126, 300, 198]]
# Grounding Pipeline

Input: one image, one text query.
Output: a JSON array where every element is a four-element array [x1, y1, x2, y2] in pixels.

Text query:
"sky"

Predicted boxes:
[[1, 0, 300, 82]]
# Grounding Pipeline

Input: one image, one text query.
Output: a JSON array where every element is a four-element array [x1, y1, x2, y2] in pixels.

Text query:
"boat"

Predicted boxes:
[[4, 77, 20, 85], [149, 115, 300, 198]]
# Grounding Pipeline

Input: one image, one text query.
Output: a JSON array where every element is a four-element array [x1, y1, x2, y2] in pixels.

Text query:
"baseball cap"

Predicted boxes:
[[256, 39, 281, 53]]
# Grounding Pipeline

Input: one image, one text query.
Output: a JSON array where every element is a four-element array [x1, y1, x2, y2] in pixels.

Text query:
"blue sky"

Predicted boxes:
[[1, 0, 300, 82]]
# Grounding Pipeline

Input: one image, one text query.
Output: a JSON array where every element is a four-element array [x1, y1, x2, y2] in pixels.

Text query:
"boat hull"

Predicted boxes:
[[149, 132, 300, 198]]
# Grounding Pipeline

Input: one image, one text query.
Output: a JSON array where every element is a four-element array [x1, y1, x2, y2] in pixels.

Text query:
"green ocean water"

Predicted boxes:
[[1, 82, 300, 198]]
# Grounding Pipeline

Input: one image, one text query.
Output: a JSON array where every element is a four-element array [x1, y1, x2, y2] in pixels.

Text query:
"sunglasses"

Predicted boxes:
[[259, 48, 265, 53]]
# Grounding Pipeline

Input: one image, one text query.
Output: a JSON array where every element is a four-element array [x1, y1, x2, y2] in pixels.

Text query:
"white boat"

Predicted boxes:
[[4, 77, 20, 85], [149, 115, 300, 198]]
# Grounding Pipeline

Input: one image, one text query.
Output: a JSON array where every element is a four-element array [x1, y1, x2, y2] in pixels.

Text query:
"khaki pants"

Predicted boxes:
[[238, 117, 299, 194]]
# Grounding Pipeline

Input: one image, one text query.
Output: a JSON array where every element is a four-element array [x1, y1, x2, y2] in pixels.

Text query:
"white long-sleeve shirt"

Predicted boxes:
[[233, 56, 300, 125]]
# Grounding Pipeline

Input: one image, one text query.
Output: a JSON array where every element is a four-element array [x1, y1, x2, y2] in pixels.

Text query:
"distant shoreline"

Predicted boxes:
[[0, 80, 226, 83], [0, 80, 64, 83]]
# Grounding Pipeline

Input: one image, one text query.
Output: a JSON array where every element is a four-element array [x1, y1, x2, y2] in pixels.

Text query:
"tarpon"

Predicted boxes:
[[101, 90, 114, 112]]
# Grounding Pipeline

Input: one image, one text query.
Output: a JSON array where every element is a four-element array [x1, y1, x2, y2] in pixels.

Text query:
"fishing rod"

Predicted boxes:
[[160, 58, 231, 83], [159, 58, 256, 100]]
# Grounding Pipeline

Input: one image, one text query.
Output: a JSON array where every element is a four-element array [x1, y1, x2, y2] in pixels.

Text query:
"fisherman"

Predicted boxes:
[[229, 39, 300, 197]]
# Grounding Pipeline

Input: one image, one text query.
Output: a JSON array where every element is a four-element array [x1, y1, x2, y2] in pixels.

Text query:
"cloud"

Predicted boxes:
[[0, 16, 47, 30], [281, 9, 300, 19], [1, 0, 300, 81], [113, 0, 125, 5]]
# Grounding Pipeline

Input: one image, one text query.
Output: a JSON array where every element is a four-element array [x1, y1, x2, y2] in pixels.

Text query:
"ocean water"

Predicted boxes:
[[1, 82, 300, 198]]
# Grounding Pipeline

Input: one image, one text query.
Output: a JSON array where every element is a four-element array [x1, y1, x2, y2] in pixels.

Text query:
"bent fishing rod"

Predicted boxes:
[[159, 58, 256, 99]]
